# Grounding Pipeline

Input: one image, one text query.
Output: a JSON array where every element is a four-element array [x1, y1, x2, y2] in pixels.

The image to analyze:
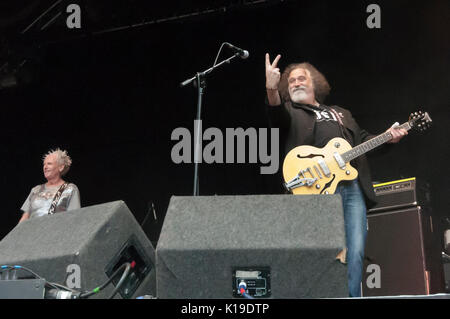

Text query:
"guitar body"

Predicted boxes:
[[282, 111, 431, 195], [282, 137, 358, 195]]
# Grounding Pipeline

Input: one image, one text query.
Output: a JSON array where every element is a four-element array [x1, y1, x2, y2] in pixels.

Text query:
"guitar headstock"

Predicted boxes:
[[409, 111, 432, 132]]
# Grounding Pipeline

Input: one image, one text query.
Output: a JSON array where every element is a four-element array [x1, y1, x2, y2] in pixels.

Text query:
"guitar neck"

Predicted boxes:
[[342, 121, 411, 163]]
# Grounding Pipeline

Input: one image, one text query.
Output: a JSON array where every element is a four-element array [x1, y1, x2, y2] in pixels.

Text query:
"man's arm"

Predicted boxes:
[[265, 53, 282, 106], [265, 53, 291, 131], [266, 88, 281, 106]]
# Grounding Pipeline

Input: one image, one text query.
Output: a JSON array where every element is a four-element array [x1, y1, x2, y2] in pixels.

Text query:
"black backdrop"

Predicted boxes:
[[1, 0, 449, 246]]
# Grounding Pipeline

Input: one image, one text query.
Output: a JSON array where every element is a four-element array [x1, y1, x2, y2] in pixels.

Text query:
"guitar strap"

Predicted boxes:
[[329, 107, 354, 146], [48, 182, 69, 215], [329, 107, 344, 125], [291, 102, 322, 113]]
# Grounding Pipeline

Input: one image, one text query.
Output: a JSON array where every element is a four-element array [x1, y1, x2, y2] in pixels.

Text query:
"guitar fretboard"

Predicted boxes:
[[341, 122, 411, 163]]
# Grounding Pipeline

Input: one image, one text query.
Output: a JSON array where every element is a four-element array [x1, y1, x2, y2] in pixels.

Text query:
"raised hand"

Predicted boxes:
[[265, 53, 281, 90]]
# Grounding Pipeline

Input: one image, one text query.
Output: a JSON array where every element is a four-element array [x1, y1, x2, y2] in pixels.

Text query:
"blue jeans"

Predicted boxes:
[[336, 179, 367, 297]]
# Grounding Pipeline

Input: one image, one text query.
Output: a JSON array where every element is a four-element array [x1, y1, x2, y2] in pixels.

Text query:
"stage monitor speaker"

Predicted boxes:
[[156, 194, 348, 299], [444, 263, 450, 293], [0, 201, 156, 299], [362, 206, 445, 297]]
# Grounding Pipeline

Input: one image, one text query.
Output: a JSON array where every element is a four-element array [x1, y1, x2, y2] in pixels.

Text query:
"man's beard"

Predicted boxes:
[[290, 87, 309, 103]]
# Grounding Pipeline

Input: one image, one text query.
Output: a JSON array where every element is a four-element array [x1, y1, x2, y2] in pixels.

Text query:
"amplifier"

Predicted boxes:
[[369, 177, 417, 213]]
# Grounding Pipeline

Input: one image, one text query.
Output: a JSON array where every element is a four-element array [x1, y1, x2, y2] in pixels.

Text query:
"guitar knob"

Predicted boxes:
[[316, 184, 321, 189], [324, 191, 329, 194]]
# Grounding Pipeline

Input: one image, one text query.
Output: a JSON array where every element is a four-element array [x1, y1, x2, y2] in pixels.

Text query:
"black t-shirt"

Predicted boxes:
[[309, 105, 355, 148]]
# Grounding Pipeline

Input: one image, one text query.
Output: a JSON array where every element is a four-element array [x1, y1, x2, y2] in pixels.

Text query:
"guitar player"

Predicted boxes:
[[265, 53, 407, 297]]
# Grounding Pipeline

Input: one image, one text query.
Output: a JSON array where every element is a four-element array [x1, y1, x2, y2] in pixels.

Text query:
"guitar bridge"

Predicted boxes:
[[284, 175, 317, 191]]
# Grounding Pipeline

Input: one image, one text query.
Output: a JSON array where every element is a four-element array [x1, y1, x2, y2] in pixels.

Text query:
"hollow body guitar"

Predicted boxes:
[[282, 111, 431, 195]]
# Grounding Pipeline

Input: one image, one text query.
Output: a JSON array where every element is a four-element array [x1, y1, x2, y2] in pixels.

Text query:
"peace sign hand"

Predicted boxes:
[[265, 53, 281, 90]]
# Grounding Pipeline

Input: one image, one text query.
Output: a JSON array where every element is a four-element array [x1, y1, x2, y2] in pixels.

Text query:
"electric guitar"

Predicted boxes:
[[282, 111, 432, 195]]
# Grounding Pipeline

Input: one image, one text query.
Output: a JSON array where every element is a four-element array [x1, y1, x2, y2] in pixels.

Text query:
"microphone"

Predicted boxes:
[[224, 42, 249, 59]]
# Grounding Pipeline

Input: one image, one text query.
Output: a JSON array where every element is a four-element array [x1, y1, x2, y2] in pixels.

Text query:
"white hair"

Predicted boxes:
[[43, 148, 72, 176]]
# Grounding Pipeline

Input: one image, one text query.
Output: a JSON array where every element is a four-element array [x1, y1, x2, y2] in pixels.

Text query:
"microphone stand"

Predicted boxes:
[[180, 53, 240, 196]]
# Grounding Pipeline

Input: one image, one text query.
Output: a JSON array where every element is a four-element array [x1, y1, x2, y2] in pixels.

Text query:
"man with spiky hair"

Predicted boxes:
[[19, 148, 80, 223], [265, 53, 407, 297]]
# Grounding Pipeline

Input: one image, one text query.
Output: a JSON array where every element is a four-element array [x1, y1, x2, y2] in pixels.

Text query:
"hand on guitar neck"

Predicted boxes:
[[386, 122, 408, 143]]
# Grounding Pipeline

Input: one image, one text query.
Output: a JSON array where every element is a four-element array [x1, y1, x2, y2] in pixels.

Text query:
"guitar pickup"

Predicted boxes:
[[317, 159, 331, 177], [333, 152, 346, 169], [313, 165, 323, 179]]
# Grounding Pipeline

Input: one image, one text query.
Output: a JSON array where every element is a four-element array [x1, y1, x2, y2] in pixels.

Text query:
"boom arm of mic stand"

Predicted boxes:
[[180, 53, 240, 196], [179, 54, 239, 88]]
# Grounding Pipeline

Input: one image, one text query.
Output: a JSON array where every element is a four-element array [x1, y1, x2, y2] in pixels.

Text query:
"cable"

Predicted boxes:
[[212, 42, 227, 67], [241, 291, 255, 299], [108, 263, 132, 299], [238, 282, 255, 299], [79, 262, 133, 299], [49, 282, 79, 293], [0, 265, 13, 271], [0, 265, 14, 280], [21, 0, 63, 34]]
